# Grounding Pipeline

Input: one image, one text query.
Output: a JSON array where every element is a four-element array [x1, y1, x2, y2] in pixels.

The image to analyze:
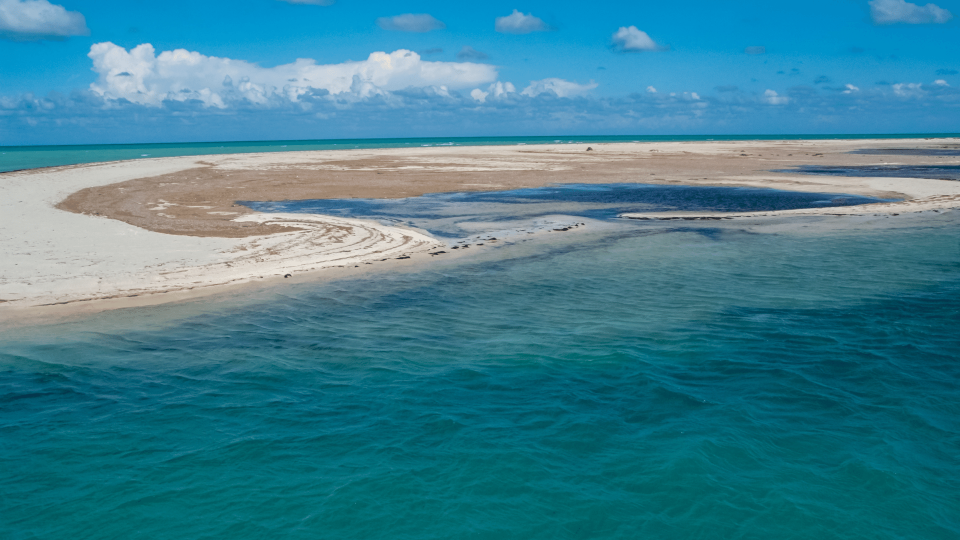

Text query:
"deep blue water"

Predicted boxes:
[[782, 164, 960, 181], [3, 212, 960, 539], [243, 183, 886, 237], [850, 147, 960, 156], [2, 133, 957, 173]]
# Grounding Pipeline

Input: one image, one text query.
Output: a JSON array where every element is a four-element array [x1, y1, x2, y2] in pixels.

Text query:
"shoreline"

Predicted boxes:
[[3, 138, 960, 317]]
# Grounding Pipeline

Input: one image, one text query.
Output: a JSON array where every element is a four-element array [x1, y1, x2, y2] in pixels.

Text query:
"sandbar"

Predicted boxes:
[[3, 138, 960, 313]]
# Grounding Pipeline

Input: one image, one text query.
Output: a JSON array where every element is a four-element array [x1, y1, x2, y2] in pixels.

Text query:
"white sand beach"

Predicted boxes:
[[0, 157, 442, 309]]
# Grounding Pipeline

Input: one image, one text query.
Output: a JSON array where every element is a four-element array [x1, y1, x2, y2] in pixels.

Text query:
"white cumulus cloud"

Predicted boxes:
[[764, 89, 789, 105], [612, 26, 659, 52], [843, 84, 860, 93], [869, 0, 952, 24], [521, 78, 597, 98], [376, 13, 445, 33], [489, 81, 517, 97], [495, 9, 551, 34], [646, 86, 657, 93], [88, 43, 498, 107], [470, 81, 518, 102], [893, 82, 924, 97], [0, 0, 88, 40]]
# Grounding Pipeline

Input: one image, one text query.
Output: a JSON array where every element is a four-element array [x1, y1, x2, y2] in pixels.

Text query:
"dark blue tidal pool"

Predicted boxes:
[[241, 183, 887, 237], [850, 147, 960, 156], [780, 164, 960, 181]]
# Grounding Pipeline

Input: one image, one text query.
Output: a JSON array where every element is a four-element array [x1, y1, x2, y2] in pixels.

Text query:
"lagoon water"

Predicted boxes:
[[3, 208, 960, 539], [2, 137, 960, 539]]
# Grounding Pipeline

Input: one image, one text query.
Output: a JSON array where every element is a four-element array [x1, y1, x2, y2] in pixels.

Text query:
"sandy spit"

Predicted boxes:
[[0, 158, 441, 311]]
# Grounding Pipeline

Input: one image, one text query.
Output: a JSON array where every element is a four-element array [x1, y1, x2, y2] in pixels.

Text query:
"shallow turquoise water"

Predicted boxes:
[[2, 133, 957, 173], [2, 213, 959, 539]]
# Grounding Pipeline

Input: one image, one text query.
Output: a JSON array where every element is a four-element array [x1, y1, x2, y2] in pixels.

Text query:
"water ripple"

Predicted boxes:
[[2, 219, 960, 539]]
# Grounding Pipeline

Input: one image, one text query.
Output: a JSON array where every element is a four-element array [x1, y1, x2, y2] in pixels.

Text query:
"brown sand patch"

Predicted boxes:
[[54, 141, 957, 238]]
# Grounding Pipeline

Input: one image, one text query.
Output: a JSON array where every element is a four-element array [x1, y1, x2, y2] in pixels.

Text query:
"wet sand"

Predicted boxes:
[[3, 138, 960, 313]]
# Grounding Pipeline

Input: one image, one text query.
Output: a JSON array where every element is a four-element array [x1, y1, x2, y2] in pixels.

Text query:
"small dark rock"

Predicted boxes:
[[586, 147, 593, 151], [284, 274, 292, 278]]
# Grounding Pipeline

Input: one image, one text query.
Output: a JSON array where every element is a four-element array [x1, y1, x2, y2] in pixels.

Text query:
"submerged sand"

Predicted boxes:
[[3, 138, 960, 311]]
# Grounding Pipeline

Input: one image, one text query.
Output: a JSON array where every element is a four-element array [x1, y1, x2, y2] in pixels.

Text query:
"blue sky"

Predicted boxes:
[[1, 0, 959, 144]]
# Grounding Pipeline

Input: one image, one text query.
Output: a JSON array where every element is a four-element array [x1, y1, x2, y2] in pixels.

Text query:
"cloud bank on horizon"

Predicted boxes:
[[1, 0, 959, 143], [87, 43, 499, 106], [83, 41, 604, 108]]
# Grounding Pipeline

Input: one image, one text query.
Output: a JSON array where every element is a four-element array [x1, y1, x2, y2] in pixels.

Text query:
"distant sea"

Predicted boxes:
[[2, 133, 959, 173], [2, 135, 959, 539]]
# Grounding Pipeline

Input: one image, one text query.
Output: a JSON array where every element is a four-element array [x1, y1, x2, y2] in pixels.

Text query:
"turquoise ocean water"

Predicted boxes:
[[2, 137, 960, 539], [2, 133, 958, 173]]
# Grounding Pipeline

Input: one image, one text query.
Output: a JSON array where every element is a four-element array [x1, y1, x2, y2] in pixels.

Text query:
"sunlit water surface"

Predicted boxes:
[[3, 207, 959, 539]]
